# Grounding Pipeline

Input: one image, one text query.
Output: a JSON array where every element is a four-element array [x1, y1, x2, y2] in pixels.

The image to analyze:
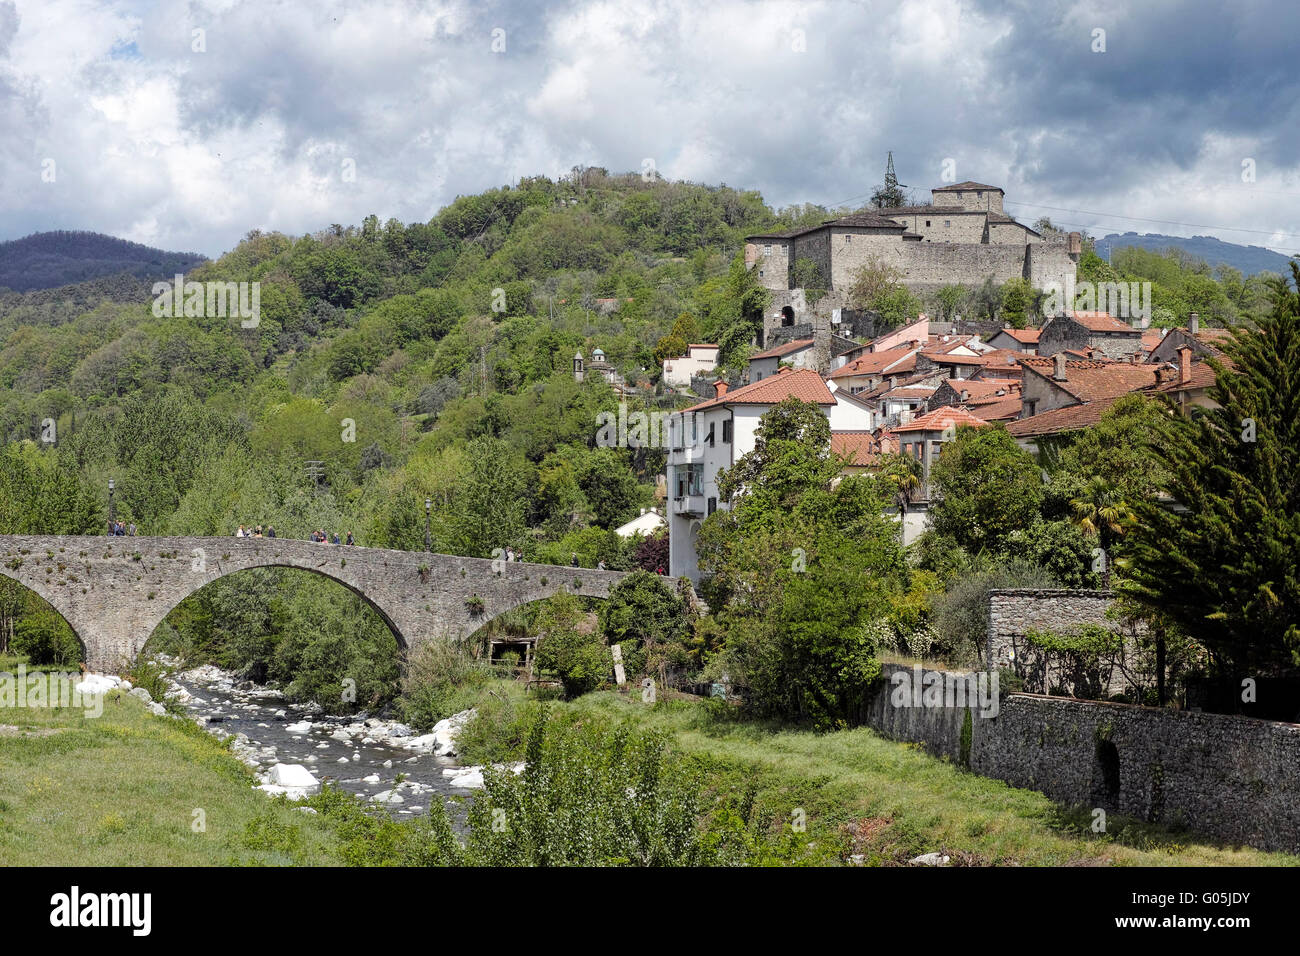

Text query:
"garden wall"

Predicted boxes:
[[865, 662, 1300, 853]]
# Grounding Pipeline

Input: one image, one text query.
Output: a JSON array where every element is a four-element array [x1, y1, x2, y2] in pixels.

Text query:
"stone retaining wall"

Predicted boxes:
[[865, 662, 1300, 853]]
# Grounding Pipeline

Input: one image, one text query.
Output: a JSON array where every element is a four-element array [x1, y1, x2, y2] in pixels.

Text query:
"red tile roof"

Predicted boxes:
[[920, 350, 986, 365], [1005, 397, 1123, 438], [1147, 362, 1217, 393], [974, 397, 1024, 420], [976, 348, 1037, 367], [1020, 358, 1158, 403], [996, 328, 1041, 344], [1140, 329, 1165, 351], [749, 338, 813, 360], [685, 367, 834, 412], [1066, 311, 1140, 334], [829, 347, 916, 379], [893, 406, 990, 433], [830, 431, 880, 466]]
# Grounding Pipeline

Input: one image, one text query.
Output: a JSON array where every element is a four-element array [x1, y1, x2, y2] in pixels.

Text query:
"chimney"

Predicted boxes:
[[959, 389, 970, 403], [1189, 312, 1199, 336], [1053, 353, 1067, 381], [1177, 346, 1192, 386], [713, 378, 729, 397], [889, 375, 898, 391], [777, 365, 792, 375]]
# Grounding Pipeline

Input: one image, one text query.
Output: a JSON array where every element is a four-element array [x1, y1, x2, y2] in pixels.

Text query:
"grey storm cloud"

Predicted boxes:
[[0, 0, 1297, 257]]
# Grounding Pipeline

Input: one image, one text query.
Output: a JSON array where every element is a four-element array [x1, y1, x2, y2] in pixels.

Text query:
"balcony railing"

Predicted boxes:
[[672, 495, 706, 517]]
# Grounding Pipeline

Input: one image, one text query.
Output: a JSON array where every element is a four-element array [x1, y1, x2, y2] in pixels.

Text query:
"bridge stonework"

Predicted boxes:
[[0, 536, 630, 671]]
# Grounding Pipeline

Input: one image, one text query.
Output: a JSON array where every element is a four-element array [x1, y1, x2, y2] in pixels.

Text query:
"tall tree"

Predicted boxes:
[[1125, 260, 1300, 678]]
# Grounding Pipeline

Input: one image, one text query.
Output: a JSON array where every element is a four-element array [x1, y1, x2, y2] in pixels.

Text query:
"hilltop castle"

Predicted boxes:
[[744, 181, 1081, 305]]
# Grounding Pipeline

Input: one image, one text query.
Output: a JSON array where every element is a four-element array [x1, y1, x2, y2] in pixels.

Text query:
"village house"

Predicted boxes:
[[1018, 355, 1159, 417], [1036, 311, 1144, 360], [986, 326, 1041, 354], [614, 508, 667, 539], [665, 368, 874, 581], [890, 406, 990, 543], [1146, 313, 1233, 364], [662, 343, 719, 388]]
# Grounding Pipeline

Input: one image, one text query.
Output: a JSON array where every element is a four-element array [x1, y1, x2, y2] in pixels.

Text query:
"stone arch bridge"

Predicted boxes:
[[0, 536, 632, 671]]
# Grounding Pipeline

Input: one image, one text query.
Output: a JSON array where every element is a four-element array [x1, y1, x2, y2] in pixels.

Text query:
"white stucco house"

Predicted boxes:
[[666, 367, 874, 581], [614, 508, 667, 539], [661, 343, 720, 387]]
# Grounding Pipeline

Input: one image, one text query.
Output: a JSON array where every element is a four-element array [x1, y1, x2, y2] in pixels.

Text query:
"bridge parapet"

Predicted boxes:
[[0, 536, 631, 671]]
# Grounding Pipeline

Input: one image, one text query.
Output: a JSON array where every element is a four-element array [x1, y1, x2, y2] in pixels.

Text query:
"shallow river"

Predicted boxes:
[[170, 666, 473, 819]]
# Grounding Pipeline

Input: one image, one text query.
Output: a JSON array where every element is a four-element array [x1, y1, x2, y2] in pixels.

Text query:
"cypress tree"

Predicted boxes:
[[1125, 261, 1300, 679]]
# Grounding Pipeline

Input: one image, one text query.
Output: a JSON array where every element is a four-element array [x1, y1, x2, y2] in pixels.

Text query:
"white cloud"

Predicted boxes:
[[0, 0, 1298, 257]]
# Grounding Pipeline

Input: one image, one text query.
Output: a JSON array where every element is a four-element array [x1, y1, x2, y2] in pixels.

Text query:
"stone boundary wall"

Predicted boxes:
[[985, 588, 1118, 670], [865, 662, 1300, 853]]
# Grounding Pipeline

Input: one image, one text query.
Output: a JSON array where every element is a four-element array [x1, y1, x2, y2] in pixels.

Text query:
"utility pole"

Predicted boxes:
[[305, 460, 325, 492], [424, 497, 432, 552]]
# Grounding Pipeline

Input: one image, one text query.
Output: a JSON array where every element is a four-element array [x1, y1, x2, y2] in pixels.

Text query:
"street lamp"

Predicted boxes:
[[424, 497, 432, 552], [107, 478, 115, 532]]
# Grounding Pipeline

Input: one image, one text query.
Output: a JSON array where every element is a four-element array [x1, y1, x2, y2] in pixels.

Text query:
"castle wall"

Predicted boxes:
[[887, 212, 987, 244], [1026, 240, 1080, 297], [931, 187, 1004, 214], [744, 239, 792, 292], [887, 242, 1030, 291]]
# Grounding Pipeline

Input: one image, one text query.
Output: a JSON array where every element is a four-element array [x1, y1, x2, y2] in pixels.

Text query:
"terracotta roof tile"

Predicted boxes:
[[1005, 397, 1123, 438], [829, 347, 917, 379], [1064, 311, 1141, 334], [830, 430, 880, 466], [893, 406, 989, 433], [997, 328, 1041, 343], [684, 367, 834, 412], [974, 397, 1024, 420], [1020, 358, 1158, 404], [749, 338, 813, 360]]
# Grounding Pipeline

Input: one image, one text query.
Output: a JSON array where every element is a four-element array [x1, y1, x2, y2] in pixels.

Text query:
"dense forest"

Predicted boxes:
[[0, 231, 207, 293], [0, 167, 1290, 721]]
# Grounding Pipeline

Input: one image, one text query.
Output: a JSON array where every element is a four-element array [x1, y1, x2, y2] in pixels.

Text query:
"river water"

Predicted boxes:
[[168, 664, 476, 819]]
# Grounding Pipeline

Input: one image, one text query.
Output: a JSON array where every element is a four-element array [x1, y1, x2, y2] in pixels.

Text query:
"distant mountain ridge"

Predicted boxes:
[[0, 230, 207, 293], [1095, 231, 1295, 277]]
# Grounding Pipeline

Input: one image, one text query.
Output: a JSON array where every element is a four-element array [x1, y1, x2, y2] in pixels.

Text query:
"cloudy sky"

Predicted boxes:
[[2, 0, 1298, 258]]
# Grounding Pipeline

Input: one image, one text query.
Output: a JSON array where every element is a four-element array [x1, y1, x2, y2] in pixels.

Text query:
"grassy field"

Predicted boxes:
[[0, 669, 342, 866], [1, 659, 1295, 866], [463, 690, 1298, 867]]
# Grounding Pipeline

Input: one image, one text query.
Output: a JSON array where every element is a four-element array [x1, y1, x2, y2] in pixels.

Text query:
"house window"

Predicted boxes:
[[765, 245, 772, 254], [925, 220, 931, 227], [845, 234, 851, 243], [676, 463, 703, 497], [707, 497, 717, 515], [944, 220, 951, 227], [722, 419, 732, 443], [759, 270, 765, 278]]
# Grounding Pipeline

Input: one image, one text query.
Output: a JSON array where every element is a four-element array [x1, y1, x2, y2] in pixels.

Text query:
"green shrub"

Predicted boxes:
[[399, 638, 492, 730], [11, 610, 82, 667]]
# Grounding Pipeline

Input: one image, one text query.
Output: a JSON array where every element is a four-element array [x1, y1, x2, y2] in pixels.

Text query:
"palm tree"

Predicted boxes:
[[1070, 476, 1136, 583], [878, 453, 925, 515]]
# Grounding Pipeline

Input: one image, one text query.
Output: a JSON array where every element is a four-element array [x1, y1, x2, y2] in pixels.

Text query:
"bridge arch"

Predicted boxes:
[[0, 572, 86, 667], [0, 536, 631, 672]]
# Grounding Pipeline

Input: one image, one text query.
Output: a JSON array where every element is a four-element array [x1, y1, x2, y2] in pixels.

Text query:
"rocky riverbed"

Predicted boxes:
[[152, 660, 518, 817]]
